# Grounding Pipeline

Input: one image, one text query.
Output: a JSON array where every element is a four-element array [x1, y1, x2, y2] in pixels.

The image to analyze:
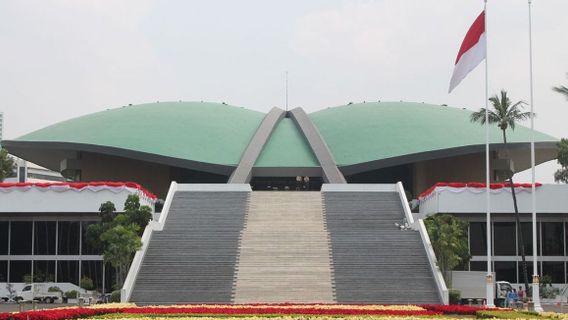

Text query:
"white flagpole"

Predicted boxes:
[[528, 0, 543, 312], [484, 0, 495, 308]]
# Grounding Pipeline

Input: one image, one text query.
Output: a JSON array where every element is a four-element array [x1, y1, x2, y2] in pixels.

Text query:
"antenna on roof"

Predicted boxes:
[[285, 71, 289, 112]]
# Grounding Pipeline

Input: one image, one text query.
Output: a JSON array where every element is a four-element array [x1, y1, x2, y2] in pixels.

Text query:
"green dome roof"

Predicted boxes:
[[310, 102, 557, 167], [16, 101, 265, 166], [6, 101, 557, 174]]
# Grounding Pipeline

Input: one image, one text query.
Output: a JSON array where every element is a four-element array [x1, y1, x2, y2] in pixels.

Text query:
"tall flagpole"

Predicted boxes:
[[484, 0, 495, 308], [528, 0, 543, 312]]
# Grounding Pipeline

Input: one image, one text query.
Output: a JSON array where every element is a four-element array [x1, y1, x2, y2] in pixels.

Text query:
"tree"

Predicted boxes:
[[100, 224, 142, 288], [554, 139, 568, 183], [470, 89, 532, 294], [0, 148, 15, 182], [86, 194, 152, 289], [553, 75, 568, 100], [424, 214, 470, 286]]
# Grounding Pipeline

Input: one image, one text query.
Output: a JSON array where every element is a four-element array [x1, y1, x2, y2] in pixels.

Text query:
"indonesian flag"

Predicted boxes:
[[448, 11, 486, 93]]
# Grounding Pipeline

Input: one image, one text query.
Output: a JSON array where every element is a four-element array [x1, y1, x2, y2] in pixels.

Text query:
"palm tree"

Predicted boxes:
[[553, 84, 568, 100], [470, 89, 532, 294]]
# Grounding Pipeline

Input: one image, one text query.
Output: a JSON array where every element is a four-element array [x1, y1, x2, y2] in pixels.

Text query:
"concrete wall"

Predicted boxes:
[[419, 184, 568, 216], [413, 153, 487, 197], [0, 187, 154, 213], [81, 152, 171, 198]]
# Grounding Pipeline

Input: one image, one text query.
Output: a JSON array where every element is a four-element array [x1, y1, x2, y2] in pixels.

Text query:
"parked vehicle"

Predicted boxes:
[[451, 271, 512, 306], [15, 283, 62, 303]]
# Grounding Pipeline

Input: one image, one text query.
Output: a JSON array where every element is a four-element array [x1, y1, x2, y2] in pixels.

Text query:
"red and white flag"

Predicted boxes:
[[449, 11, 486, 93]]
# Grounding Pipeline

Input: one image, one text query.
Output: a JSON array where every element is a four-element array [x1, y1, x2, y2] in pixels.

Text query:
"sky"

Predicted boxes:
[[0, 0, 567, 182]]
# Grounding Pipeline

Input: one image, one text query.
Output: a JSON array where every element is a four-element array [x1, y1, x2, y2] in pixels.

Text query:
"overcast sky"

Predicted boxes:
[[1, 0, 567, 182]]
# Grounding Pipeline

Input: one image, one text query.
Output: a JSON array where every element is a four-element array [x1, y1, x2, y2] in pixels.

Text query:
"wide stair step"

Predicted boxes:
[[233, 191, 335, 304], [130, 191, 248, 305], [323, 191, 441, 304]]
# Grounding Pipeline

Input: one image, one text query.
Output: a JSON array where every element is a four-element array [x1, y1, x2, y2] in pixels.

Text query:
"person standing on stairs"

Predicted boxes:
[[296, 176, 302, 191], [303, 176, 310, 191]]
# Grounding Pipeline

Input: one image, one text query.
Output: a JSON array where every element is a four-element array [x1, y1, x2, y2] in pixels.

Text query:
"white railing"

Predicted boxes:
[[396, 181, 415, 227], [121, 181, 178, 302], [395, 182, 448, 304], [417, 219, 449, 305]]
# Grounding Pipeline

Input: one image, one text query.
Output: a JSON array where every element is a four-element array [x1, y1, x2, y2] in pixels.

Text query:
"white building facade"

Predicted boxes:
[[0, 182, 156, 293]]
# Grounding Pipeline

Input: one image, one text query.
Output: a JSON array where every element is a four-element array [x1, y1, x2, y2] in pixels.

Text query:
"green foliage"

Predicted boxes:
[[64, 290, 79, 299], [22, 274, 32, 284], [80, 276, 95, 290], [553, 74, 568, 100], [540, 274, 559, 299], [86, 194, 152, 288], [99, 201, 117, 223], [110, 290, 121, 303], [0, 148, 15, 182], [476, 310, 542, 319], [470, 90, 531, 144], [554, 139, 568, 183], [48, 286, 61, 293], [448, 289, 461, 305], [424, 214, 470, 285]]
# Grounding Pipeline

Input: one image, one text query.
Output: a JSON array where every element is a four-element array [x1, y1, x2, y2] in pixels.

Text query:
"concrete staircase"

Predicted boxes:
[[323, 191, 441, 304], [234, 191, 335, 303], [130, 191, 248, 304]]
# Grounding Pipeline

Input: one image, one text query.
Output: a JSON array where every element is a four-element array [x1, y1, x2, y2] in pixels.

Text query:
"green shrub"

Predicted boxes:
[[110, 290, 121, 302], [80, 276, 95, 290], [477, 310, 543, 319], [64, 290, 79, 299], [48, 286, 61, 293], [449, 289, 461, 304]]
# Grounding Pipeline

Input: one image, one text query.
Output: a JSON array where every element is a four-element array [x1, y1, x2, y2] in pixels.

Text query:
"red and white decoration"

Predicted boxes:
[[419, 182, 542, 202], [0, 181, 158, 202], [448, 11, 486, 93]]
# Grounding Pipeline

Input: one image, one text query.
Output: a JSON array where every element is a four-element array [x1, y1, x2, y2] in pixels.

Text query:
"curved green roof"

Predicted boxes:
[[255, 118, 318, 167], [310, 102, 557, 167], [16, 101, 265, 166], [9, 101, 557, 173]]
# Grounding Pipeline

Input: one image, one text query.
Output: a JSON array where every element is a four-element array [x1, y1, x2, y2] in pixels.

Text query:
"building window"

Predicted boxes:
[[82, 260, 103, 292], [57, 260, 79, 285], [10, 261, 31, 282], [542, 222, 564, 256], [518, 262, 538, 284], [34, 221, 56, 255], [469, 261, 486, 271], [10, 222, 32, 255], [81, 221, 101, 255], [494, 222, 516, 256], [519, 222, 539, 256], [494, 261, 517, 283], [542, 262, 565, 283], [0, 261, 7, 282], [469, 222, 487, 256], [58, 222, 80, 255], [33, 260, 56, 282], [0, 222, 8, 255]]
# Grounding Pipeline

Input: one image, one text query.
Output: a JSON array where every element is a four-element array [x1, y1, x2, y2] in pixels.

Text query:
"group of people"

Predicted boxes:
[[295, 176, 310, 191], [505, 286, 526, 308]]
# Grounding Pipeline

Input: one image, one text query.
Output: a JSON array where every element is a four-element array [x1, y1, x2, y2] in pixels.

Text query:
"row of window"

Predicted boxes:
[[469, 260, 566, 284], [0, 221, 100, 256], [0, 260, 112, 292], [469, 221, 566, 256]]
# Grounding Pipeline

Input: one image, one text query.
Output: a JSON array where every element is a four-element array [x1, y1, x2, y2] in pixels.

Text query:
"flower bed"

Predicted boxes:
[[0, 303, 532, 320]]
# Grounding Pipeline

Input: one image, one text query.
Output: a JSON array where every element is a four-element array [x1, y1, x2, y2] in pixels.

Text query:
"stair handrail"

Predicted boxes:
[[396, 182, 415, 226], [395, 181, 448, 305], [418, 219, 449, 305], [121, 181, 178, 302]]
